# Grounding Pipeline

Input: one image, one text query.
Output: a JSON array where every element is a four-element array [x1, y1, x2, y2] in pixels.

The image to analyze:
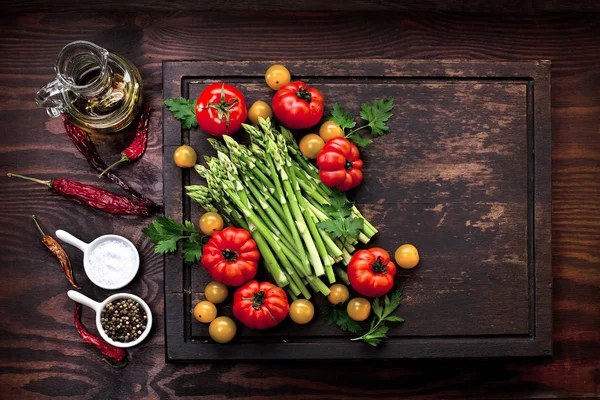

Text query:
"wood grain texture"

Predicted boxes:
[[164, 60, 551, 360], [1, 9, 599, 399], [4, 0, 600, 14]]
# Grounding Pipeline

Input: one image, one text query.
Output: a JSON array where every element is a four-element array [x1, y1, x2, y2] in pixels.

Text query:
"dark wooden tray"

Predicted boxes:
[[162, 60, 551, 361]]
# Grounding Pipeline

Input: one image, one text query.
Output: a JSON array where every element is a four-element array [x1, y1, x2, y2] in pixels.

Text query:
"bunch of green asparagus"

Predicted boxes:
[[186, 118, 377, 299]]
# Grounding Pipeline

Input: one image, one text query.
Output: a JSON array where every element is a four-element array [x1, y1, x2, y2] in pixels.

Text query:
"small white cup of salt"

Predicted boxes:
[[56, 230, 139, 290]]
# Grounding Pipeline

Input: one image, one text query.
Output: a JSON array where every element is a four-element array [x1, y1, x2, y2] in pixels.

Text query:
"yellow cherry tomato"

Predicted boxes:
[[193, 300, 217, 323], [395, 244, 420, 269], [327, 284, 350, 305], [209, 316, 237, 343], [299, 134, 325, 159], [265, 64, 291, 90], [199, 212, 224, 235], [347, 297, 371, 322], [204, 281, 228, 304], [319, 121, 344, 142], [173, 145, 197, 168], [289, 299, 315, 325], [247, 100, 273, 125]]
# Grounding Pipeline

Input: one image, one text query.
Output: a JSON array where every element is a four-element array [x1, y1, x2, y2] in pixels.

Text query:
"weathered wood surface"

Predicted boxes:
[[1, 9, 599, 399], [5, 0, 600, 14], [163, 60, 551, 360]]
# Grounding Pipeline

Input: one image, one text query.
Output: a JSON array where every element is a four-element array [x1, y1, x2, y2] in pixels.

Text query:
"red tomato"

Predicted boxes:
[[316, 137, 363, 191], [272, 81, 324, 129], [200, 227, 259, 286], [347, 248, 397, 297], [233, 280, 289, 330], [195, 83, 247, 136]]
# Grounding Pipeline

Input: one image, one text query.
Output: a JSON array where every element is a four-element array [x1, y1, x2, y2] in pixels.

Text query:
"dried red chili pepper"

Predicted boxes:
[[74, 305, 128, 369], [62, 114, 159, 209], [99, 107, 153, 178], [8, 173, 150, 216], [32, 215, 79, 289]]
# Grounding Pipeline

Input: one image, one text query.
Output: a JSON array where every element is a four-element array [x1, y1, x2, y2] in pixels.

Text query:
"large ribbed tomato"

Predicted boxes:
[[200, 227, 259, 286], [233, 280, 289, 330], [347, 248, 396, 297], [316, 137, 363, 191]]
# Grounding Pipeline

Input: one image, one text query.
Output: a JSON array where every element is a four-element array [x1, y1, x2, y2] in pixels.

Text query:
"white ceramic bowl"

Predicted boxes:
[[68, 290, 152, 348], [56, 229, 139, 290]]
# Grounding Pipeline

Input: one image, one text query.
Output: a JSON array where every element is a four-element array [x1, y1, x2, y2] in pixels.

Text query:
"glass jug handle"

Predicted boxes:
[[35, 79, 65, 117]]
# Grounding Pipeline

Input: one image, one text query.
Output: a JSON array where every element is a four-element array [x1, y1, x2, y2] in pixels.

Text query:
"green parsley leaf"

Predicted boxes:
[[142, 216, 206, 263], [362, 337, 383, 347], [345, 217, 364, 238], [348, 134, 373, 148], [182, 241, 203, 263], [323, 304, 363, 335], [322, 191, 354, 219], [371, 297, 384, 319], [150, 216, 187, 236], [360, 325, 389, 347], [319, 190, 363, 239], [317, 217, 363, 240], [385, 316, 405, 323], [142, 220, 159, 240], [316, 220, 344, 238], [154, 237, 179, 254], [329, 103, 356, 130], [183, 220, 196, 232], [359, 98, 394, 137], [351, 287, 404, 347], [327, 189, 348, 209], [164, 97, 198, 130], [389, 286, 403, 311]]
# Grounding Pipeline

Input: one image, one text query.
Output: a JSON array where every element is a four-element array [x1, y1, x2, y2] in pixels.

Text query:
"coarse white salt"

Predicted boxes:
[[87, 239, 137, 288]]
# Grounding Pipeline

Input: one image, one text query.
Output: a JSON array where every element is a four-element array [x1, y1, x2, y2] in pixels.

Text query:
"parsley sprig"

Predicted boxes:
[[164, 98, 198, 130], [322, 303, 363, 335], [322, 287, 405, 346], [142, 216, 207, 263], [329, 98, 394, 148], [316, 190, 363, 240], [351, 288, 405, 346]]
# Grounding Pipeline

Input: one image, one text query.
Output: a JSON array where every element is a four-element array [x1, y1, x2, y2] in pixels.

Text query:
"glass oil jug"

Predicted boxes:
[[35, 41, 143, 134]]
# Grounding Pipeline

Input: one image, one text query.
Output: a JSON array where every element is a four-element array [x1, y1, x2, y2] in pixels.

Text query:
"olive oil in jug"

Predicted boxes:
[[35, 41, 142, 134]]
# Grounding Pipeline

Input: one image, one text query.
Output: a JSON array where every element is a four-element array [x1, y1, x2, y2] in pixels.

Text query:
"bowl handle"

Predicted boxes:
[[67, 290, 102, 313], [56, 230, 90, 253]]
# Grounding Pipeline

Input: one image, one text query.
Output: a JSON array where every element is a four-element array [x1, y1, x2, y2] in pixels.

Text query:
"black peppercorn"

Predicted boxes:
[[100, 298, 147, 343]]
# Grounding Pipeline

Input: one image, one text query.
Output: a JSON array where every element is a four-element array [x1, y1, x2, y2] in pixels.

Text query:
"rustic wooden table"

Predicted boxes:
[[1, 3, 598, 399]]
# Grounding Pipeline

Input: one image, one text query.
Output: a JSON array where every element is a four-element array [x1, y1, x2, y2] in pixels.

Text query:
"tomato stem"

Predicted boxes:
[[206, 83, 239, 134], [344, 160, 354, 170], [371, 256, 389, 274], [221, 248, 238, 262], [295, 87, 312, 103], [242, 290, 266, 310]]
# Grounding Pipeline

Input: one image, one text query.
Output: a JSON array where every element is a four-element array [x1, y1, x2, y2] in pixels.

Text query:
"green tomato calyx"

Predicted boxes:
[[242, 290, 266, 310], [221, 248, 238, 262], [295, 87, 312, 103], [371, 256, 389, 274], [207, 83, 239, 133]]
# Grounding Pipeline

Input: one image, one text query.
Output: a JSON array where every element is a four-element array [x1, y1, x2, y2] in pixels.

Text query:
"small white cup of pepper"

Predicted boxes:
[[68, 291, 153, 348]]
